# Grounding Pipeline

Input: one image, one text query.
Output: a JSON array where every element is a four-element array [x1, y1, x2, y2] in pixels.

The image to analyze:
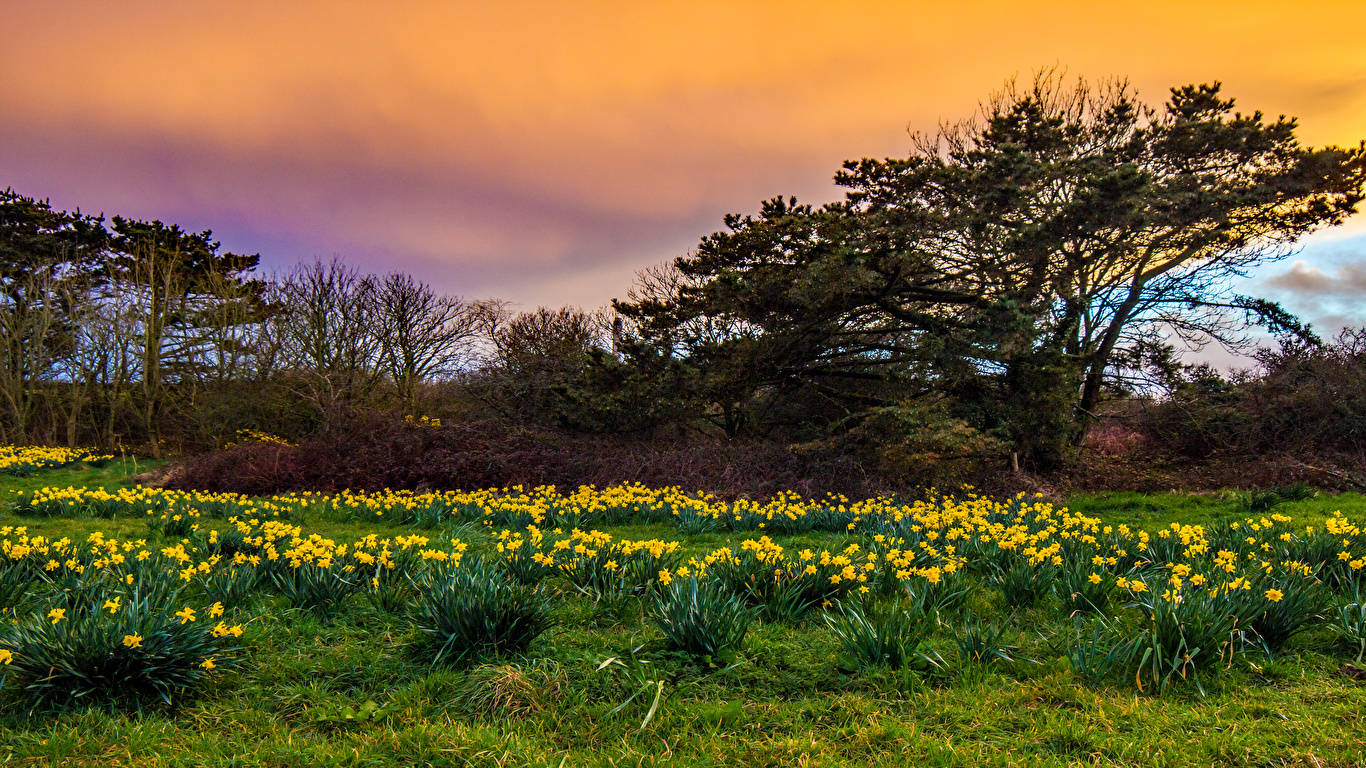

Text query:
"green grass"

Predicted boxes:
[[1, 458, 165, 495], [3, 467, 1366, 766], [1067, 490, 1366, 529]]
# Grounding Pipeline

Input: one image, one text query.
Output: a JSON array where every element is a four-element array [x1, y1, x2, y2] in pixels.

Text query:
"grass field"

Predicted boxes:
[[2, 461, 1365, 767]]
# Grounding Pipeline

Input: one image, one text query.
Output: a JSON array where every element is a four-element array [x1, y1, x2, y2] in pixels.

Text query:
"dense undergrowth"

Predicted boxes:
[[162, 416, 881, 500], [2, 456, 1366, 765]]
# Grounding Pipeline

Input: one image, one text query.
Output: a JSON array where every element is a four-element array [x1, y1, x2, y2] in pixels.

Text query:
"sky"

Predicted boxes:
[[3, 0, 1366, 351]]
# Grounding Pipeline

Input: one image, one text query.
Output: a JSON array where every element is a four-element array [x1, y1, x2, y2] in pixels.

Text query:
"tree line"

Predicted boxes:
[[3, 72, 1364, 474], [0, 194, 616, 454]]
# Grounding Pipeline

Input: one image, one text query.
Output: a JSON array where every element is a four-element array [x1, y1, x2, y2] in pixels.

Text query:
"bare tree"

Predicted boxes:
[[476, 305, 613, 422], [374, 272, 479, 413], [59, 279, 139, 448], [276, 259, 382, 426]]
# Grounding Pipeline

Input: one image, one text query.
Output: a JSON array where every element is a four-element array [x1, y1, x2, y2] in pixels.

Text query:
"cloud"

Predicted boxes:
[[1265, 260, 1366, 296], [4, 1, 1366, 311]]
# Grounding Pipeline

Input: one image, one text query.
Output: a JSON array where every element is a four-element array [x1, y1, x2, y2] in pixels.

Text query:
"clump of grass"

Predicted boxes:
[[201, 564, 258, 609], [1126, 577, 1240, 693], [1060, 615, 1136, 683], [1229, 568, 1329, 654], [272, 560, 362, 617], [1054, 559, 1114, 615], [650, 576, 752, 663], [0, 584, 242, 709], [990, 559, 1053, 609], [452, 659, 568, 718], [410, 558, 554, 664], [953, 611, 1023, 665], [1328, 582, 1366, 663], [0, 558, 35, 613], [825, 601, 940, 671]]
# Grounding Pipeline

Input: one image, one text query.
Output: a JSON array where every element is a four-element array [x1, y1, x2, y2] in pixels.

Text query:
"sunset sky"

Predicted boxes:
[[3, 0, 1365, 343]]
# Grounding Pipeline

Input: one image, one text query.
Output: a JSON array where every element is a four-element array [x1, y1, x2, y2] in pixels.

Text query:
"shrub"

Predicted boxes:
[[650, 576, 752, 662], [410, 558, 554, 664], [0, 585, 242, 708], [1139, 329, 1366, 462], [164, 413, 887, 500]]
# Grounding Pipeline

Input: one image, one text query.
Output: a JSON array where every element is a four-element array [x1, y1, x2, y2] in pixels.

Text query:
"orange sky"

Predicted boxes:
[[3, 0, 1365, 320]]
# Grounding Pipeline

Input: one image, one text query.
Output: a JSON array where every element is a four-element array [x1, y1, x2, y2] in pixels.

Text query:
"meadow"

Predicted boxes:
[[2, 447, 1366, 767]]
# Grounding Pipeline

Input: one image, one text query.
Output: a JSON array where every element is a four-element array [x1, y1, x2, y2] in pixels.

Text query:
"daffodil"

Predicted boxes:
[[47, 608, 66, 624], [175, 607, 196, 624], [123, 634, 143, 648]]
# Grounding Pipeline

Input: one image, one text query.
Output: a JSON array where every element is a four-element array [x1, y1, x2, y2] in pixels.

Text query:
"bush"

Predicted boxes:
[[649, 576, 752, 662], [1140, 329, 1366, 461], [0, 585, 242, 708], [410, 559, 554, 664]]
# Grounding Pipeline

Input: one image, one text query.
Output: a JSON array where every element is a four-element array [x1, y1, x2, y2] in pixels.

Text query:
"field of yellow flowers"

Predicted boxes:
[[2, 446, 1366, 766]]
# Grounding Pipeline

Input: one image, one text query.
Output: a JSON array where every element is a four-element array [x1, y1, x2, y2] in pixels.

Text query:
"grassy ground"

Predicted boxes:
[[2, 466, 1365, 767]]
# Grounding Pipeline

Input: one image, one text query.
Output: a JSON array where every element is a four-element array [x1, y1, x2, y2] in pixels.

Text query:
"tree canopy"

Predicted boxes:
[[613, 73, 1366, 465]]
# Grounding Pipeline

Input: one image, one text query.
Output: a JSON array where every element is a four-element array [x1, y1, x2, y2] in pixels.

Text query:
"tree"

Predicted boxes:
[[616, 72, 1366, 464], [108, 218, 262, 455], [0, 189, 108, 443], [476, 306, 612, 425]]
